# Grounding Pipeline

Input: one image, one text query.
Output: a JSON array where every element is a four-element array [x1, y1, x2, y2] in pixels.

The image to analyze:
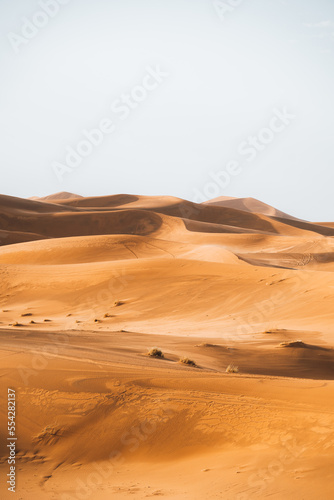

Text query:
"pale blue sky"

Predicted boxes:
[[0, 0, 333, 220]]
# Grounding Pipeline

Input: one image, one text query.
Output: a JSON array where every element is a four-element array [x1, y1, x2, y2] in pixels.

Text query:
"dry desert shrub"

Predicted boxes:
[[113, 300, 123, 307], [226, 364, 239, 373], [195, 343, 217, 348], [265, 328, 287, 334], [21, 312, 32, 317], [148, 348, 164, 358], [280, 340, 305, 348], [179, 357, 197, 367], [12, 322, 23, 327]]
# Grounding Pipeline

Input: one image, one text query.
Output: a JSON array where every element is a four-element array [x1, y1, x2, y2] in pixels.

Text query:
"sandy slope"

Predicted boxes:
[[202, 195, 308, 220], [0, 193, 334, 499], [30, 192, 84, 201]]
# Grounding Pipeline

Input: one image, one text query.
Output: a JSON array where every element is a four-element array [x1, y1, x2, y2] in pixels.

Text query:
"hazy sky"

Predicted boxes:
[[0, 0, 333, 220]]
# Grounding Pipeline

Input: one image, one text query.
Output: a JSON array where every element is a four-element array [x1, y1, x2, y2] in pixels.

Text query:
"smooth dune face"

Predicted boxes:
[[0, 193, 334, 499], [203, 195, 303, 220]]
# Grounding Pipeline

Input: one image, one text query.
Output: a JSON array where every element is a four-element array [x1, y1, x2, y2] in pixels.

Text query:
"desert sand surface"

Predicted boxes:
[[0, 193, 334, 499]]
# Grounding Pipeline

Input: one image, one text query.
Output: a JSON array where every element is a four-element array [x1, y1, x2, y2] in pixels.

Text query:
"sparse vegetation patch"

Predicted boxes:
[[179, 357, 197, 367], [226, 364, 239, 373], [148, 348, 164, 358], [279, 340, 305, 348]]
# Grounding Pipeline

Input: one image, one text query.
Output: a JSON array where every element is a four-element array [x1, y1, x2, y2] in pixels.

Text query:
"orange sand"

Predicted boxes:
[[0, 193, 334, 499]]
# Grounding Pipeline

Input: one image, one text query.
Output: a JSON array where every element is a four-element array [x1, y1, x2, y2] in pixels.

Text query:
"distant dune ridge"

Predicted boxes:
[[203, 195, 303, 220], [29, 191, 83, 201], [1, 192, 334, 499], [1, 193, 334, 247]]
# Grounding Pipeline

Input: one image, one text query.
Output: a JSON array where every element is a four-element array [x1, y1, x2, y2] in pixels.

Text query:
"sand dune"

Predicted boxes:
[[203, 195, 303, 219], [32, 191, 83, 201], [2, 194, 334, 250], [0, 193, 334, 499]]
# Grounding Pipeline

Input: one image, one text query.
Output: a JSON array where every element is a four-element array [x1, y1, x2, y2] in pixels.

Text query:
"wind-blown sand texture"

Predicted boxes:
[[0, 192, 334, 499]]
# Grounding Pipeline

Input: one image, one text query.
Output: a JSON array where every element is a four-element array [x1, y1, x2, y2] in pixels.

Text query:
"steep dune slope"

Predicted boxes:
[[33, 191, 83, 201], [203, 195, 301, 220]]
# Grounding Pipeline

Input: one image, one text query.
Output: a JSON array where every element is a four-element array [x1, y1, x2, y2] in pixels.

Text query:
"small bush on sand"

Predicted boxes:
[[21, 313, 32, 317], [195, 343, 217, 348], [113, 300, 123, 307], [104, 313, 113, 318], [280, 340, 305, 348], [226, 364, 239, 373], [179, 357, 196, 367], [12, 322, 23, 327], [265, 328, 287, 334], [148, 348, 164, 358]]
